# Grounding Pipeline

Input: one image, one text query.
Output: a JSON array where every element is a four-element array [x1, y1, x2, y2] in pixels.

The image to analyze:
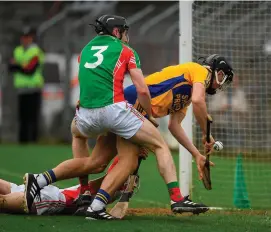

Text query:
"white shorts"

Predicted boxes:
[[75, 101, 144, 139], [10, 183, 67, 215]]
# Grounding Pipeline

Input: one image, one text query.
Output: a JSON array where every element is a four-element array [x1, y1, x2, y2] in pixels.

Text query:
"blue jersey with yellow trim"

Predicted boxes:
[[124, 62, 208, 118]]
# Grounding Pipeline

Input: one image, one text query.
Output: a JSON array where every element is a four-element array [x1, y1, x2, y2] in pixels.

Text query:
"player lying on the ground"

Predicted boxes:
[[0, 168, 135, 215], [0, 178, 83, 215]]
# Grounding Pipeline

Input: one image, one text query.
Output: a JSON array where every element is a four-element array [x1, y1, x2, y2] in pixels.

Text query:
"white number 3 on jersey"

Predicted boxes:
[[84, 46, 108, 69]]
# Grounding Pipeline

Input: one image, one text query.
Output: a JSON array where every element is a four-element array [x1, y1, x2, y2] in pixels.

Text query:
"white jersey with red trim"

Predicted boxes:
[[10, 183, 80, 215]]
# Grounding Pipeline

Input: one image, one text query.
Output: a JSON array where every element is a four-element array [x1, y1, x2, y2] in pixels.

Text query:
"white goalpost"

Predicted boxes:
[[179, 0, 193, 197]]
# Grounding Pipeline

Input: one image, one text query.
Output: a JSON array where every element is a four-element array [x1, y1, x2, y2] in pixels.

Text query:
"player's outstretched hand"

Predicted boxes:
[[148, 116, 159, 128], [202, 135, 215, 154], [195, 154, 215, 180]]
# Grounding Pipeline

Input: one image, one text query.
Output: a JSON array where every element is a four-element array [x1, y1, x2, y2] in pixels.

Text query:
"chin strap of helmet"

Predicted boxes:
[[203, 65, 217, 95]]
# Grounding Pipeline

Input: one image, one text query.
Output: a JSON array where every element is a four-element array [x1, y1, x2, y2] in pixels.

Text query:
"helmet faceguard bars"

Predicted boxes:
[[199, 54, 234, 95]]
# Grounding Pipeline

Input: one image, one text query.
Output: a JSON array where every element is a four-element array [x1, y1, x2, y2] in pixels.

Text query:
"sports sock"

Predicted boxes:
[[36, 170, 57, 188], [167, 182, 184, 202], [79, 175, 89, 194], [90, 189, 110, 211]]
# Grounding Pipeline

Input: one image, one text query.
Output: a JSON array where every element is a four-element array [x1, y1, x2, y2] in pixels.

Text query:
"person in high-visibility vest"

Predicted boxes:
[[8, 27, 44, 144]]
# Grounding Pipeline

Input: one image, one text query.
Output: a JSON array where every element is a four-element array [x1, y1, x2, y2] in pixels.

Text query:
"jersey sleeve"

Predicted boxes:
[[190, 63, 209, 86], [127, 49, 141, 70]]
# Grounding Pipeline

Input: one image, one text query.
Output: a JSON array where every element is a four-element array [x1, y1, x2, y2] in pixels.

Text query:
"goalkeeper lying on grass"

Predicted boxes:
[[0, 161, 138, 215]]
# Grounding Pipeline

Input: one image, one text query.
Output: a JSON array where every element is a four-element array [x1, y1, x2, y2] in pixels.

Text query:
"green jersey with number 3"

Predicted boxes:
[[78, 35, 141, 108]]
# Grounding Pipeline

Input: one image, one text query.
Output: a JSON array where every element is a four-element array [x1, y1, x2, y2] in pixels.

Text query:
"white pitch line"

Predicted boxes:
[[132, 200, 230, 210], [209, 207, 228, 210]]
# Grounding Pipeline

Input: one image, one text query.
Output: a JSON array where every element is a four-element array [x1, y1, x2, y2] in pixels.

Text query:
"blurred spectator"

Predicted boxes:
[[8, 27, 44, 144], [208, 76, 248, 148]]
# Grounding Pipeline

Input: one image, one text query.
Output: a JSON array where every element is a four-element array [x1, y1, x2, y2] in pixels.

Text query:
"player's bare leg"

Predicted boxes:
[[95, 137, 139, 197], [23, 131, 118, 213], [86, 136, 140, 220], [0, 179, 12, 195], [81, 158, 128, 202], [33, 134, 116, 183], [71, 119, 90, 194], [52, 134, 116, 180], [71, 130, 117, 215], [130, 119, 208, 214], [70, 118, 96, 210], [132, 120, 177, 183], [0, 192, 25, 214], [87, 175, 123, 204]]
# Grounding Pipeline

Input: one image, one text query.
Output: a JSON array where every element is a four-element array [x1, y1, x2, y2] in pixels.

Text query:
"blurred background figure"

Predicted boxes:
[[8, 27, 44, 144], [208, 75, 248, 150]]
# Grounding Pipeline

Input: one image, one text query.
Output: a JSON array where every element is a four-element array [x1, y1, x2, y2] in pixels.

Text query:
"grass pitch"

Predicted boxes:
[[1, 211, 270, 232], [0, 145, 270, 232]]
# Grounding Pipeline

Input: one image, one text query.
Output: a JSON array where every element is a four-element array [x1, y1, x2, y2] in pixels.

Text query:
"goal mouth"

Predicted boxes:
[[180, 0, 271, 211]]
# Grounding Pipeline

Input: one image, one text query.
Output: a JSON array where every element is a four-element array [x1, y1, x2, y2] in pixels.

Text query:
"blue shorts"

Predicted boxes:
[[124, 85, 149, 119], [124, 85, 137, 105]]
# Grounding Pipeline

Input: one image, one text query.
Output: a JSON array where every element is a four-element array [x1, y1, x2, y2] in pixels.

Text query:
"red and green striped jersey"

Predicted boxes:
[[78, 35, 141, 108]]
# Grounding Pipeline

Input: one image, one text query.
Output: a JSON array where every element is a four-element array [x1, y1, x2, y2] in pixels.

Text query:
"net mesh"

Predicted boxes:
[[192, 1, 271, 209]]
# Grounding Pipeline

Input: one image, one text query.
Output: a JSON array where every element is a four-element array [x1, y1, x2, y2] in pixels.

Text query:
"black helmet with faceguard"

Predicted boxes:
[[199, 54, 234, 95], [90, 15, 129, 40]]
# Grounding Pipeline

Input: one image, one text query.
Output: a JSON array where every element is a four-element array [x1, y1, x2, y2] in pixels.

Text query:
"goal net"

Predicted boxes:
[[191, 1, 271, 209]]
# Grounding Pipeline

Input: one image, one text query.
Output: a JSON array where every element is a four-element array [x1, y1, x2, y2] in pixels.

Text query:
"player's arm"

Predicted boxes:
[[190, 64, 215, 144], [192, 83, 208, 134], [168, 110, 212, 180], [129, 68, 152, 117], [168, 110, 201, 159], [192, 82, 215, 152], [127, 48, 155, 122]]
